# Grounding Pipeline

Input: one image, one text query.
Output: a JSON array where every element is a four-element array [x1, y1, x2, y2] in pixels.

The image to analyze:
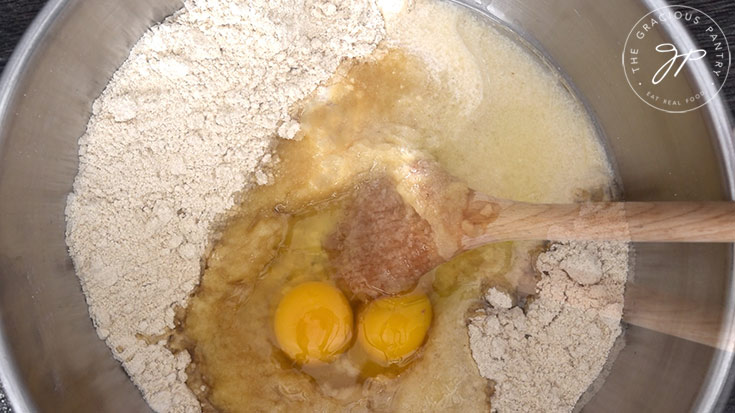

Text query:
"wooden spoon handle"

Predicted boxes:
[[461, 192, 735, 248]]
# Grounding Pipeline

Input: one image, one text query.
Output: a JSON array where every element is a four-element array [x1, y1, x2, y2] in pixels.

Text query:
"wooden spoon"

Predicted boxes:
[[460, 190, 735, 247], [324, 163, 735, 300]]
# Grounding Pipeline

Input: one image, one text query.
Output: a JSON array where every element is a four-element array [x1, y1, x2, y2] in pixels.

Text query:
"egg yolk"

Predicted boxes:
[[357, 293, 432, 364], [274, 281, 353, 364]]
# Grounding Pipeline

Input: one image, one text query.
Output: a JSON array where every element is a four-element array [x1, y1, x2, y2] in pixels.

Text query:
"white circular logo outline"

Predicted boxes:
[[621, 5, 731, 114]]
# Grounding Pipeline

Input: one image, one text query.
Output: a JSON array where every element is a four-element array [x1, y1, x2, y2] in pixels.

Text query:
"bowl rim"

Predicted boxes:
[[0, 0, 734, 412], [0, 2, 71, 411]]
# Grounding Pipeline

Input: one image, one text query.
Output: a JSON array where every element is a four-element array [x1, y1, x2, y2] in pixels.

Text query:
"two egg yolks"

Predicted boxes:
[[273, 281, 432, 365]]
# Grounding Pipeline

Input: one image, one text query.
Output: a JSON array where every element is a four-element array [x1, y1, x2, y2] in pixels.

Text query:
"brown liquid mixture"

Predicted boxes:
[[174, 3, 614, 411]]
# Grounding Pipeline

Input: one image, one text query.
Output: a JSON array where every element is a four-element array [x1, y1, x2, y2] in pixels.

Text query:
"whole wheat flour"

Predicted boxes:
[[64, 1, 384, 411], [468, 242, 629, 412]]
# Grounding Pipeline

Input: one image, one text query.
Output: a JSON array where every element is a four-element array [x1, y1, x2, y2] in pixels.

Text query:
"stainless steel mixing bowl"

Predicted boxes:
[[0, 0, 733, 412]]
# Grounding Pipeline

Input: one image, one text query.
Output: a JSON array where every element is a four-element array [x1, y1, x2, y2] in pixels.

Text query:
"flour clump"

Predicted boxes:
[[468, 241, 628, 412], [64, 1, 384, 412]]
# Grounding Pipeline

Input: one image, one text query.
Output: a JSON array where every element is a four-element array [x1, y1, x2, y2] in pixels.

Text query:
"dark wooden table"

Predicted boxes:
[[1, 0, 734, 412]]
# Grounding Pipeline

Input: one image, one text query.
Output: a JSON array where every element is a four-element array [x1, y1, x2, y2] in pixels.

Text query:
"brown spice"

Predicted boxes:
[[324, 176, 443, 299]]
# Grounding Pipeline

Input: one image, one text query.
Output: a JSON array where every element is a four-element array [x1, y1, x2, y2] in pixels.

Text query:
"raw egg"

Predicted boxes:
[[274, 281, 353, 364], [357, 293, 432, 364]]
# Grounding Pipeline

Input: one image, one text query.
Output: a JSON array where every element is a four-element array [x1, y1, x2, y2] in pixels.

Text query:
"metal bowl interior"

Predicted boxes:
[[0, 0, 733, 412]]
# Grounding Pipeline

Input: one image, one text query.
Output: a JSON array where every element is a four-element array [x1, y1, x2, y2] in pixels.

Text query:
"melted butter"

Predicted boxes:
[[177, 3, 615, 412]]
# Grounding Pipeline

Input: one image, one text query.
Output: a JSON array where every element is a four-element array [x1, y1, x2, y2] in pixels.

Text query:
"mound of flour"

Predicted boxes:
[[65, 1, 384, 411], [468, 241, 628, 412]]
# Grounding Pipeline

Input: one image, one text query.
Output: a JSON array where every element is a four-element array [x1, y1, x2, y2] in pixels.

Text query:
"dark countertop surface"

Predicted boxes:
[[1, 0, 735, 412]]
